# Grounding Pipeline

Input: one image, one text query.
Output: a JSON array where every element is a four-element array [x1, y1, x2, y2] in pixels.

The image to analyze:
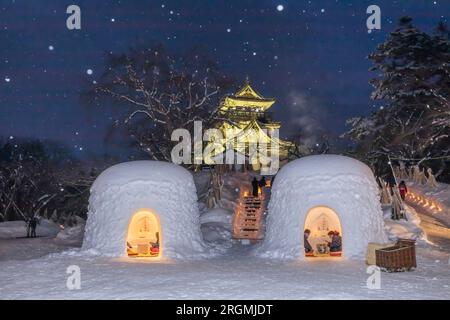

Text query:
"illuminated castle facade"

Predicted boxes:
[[206, 80, 291, 174]]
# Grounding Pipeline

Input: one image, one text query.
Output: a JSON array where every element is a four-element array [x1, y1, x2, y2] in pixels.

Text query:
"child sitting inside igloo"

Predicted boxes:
[[304, 229, 314, 256], [327, 231, 342, 256], [304, 229, 342, 257]]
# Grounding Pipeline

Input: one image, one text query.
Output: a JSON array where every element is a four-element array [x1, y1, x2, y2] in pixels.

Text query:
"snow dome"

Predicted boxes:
[[258, 155, 387, 259], [82, 161, 205, 259]]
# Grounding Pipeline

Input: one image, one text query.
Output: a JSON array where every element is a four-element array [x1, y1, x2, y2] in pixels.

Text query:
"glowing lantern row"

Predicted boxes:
[[407, 192, 442, 212]]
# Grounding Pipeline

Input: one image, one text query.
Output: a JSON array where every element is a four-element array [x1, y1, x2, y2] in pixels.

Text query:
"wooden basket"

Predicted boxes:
[[396, 239, 416, 247], [375, 239, 416, 272]]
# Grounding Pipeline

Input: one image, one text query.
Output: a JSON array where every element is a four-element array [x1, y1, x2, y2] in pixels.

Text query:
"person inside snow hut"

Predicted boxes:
[[150, 232, 160, 256], [304, 229, 314, 256], [328, 231, 342, 254]]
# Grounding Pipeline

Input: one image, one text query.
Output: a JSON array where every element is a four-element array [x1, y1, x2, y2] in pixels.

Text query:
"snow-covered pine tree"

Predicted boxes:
[[345, 17, 450, 181], [426, 22, 450, 179]]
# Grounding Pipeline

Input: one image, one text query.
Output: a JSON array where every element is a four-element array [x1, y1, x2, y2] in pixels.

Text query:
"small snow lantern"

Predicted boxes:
[[82, 161, 205, 259], [258, 155, 387, 259]]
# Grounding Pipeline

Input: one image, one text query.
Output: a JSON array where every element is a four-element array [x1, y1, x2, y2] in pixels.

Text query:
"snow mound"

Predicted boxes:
[[56, 223, 85, 244], [257, 155, 388, 259], [91, 160, 193, 191], [383, 205, 426, 242], [82, 161, 206, 259], [0, 219, 61, 239], [200, 207, 233, 250], [201, 223, 232, 245], [200, 208, 233, 225], [275, 154, 376, 180]]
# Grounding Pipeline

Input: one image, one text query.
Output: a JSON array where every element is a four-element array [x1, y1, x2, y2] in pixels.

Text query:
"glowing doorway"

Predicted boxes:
[[303, 206, 342, 257], [126, 209, 161, 257]]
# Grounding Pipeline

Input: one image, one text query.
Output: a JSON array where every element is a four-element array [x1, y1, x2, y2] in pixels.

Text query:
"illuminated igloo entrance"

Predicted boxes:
[[303, 206, 342, 258], [126, 210, 161, 257], [82, 161, 206, 259], [257, 155, 388, 259]]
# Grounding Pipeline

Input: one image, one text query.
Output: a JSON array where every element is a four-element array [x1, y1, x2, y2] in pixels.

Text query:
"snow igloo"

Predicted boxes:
[[83, 161, 205, 259], [258, 155, 387, 259]]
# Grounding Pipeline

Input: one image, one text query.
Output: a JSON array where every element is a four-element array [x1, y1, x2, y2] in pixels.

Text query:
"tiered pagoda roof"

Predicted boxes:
[[220, 82, 276, 112]]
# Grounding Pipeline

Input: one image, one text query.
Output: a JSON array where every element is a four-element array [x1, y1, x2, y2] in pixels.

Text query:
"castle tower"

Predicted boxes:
[[205, 80, 291, 174]]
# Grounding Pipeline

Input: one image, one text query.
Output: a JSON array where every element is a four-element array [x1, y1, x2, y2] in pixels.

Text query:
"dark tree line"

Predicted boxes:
[[2, 45, 236, 222], [345, 17, 450, 182], [0, 138, 108, 222]]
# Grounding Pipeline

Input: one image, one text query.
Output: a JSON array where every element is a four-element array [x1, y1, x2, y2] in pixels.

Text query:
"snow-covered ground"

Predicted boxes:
[[383, 205, 426, 243], [1, 171, 449, 299], [1, 206, 449, 299], [0, 240, 449, 299], [0, 219, 61, 240]]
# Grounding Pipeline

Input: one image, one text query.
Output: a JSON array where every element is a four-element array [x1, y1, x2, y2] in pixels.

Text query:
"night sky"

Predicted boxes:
[[0, 0, 448, 158]]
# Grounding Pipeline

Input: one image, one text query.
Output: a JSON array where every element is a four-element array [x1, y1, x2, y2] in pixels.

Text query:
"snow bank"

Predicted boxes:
[[194, 170, 254, 250], [82, 161, 206, 259], [383, 206, 425, 242], [0, 219, 61, 239], [200, 208, 233, 225], [200, 207, 233, 248], [257, 155, 387, 259], [406, 182, 450, 226], [56, 222, 85, 244], [201, 223, 232, 245], [0, 221, 26, 239]]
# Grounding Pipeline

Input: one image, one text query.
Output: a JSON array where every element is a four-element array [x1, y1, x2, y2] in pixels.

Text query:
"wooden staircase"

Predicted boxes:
[[232, 194, 265, 241]]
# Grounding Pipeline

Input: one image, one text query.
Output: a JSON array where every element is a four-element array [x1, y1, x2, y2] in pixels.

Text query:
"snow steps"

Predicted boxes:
[[232, 195, 265, 241]]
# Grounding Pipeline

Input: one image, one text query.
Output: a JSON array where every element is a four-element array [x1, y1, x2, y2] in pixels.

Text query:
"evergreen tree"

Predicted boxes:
[[345, 17, 450, 181]]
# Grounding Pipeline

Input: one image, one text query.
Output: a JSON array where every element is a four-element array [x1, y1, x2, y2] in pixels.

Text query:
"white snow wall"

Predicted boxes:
[[83, 161, 206, 259], [257, 155, 387, 259]]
